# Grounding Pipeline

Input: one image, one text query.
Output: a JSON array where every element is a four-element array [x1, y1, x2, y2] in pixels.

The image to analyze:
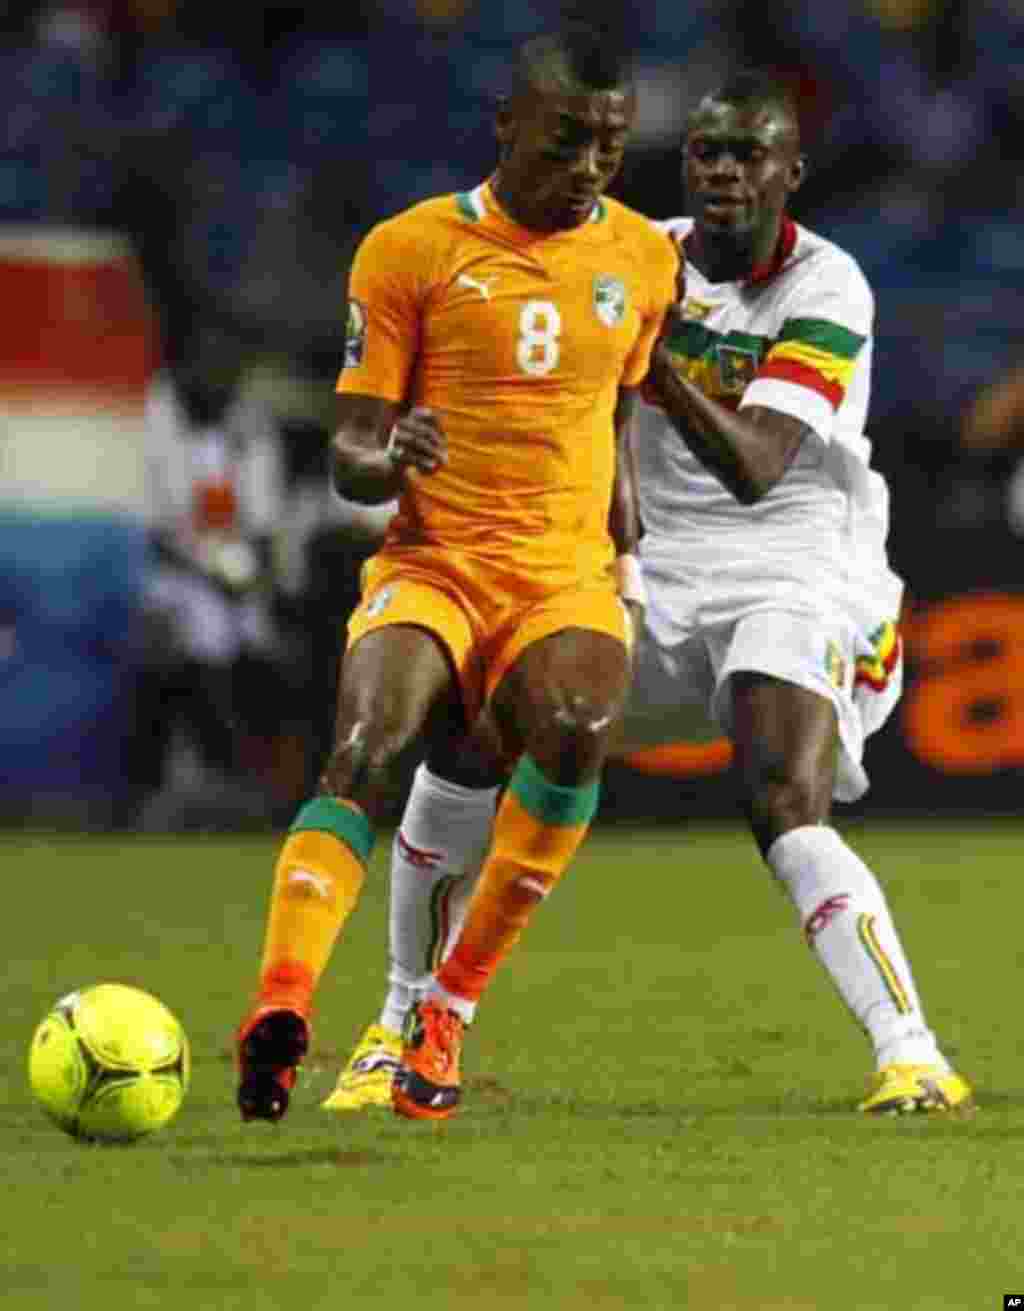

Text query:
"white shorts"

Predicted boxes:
[[620, 548, 903, 803]]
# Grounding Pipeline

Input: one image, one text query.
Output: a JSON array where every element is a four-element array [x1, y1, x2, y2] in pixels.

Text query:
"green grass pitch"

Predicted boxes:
[[2, 821, 1022, 1310]]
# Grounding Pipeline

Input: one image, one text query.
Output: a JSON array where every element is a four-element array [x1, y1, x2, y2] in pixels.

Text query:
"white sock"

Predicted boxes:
[[766, 825, 949, 1071], [378, 763, 496, 1033]]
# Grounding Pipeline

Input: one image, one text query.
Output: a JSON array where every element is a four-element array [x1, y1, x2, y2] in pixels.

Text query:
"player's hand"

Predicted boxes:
[[386, 407, 448, 475], [614, 554, 647, 649], [623, 596, 645, 633]]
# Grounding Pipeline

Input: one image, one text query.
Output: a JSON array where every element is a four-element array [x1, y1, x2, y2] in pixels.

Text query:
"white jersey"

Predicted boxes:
[[142, 372, 285, 664], [634, 216, 901, 624], [143, 373, 285, 552], [625, 218, 906, 801]]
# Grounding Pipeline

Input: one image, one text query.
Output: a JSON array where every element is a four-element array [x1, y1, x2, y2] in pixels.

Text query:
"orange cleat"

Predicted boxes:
[[236, 1005, 311, 1122], [392, 999, 464, 1121]]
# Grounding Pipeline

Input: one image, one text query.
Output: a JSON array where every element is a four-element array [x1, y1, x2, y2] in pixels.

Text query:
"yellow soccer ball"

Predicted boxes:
[[28, 983, 189, 1142]]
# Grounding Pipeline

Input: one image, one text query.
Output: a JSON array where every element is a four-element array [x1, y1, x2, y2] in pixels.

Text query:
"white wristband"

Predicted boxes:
[[614, 553, 647, 608]]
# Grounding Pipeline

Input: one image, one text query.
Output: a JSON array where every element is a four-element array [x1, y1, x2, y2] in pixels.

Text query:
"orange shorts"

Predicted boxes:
[[346, 546, 631, 722]]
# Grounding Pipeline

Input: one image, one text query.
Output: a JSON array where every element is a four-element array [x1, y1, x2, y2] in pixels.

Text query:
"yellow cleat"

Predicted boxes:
[[858, 1063, 975, 1116], [321, 1023, 402, 1112]]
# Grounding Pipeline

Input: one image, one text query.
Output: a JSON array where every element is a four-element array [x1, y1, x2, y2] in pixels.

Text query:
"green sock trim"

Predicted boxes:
[[289, 796, 375, 865], [508, 755, 600, 828]]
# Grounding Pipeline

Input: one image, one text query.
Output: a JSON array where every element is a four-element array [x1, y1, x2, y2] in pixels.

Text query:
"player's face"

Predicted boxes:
[[683, 99, 802, 261], [495, 85, 635, 232]]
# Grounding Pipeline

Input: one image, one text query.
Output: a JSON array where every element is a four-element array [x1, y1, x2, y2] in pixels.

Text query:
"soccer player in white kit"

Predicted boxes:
[[324, 72, 972, 1117]]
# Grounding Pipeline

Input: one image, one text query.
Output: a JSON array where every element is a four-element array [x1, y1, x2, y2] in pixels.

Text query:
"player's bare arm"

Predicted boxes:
[[330, 395, 448, 504], [608, 386, 643, 554], [645, 87, 812, 503], [645, 345, 812, 504], [608, 384, 648, 619]]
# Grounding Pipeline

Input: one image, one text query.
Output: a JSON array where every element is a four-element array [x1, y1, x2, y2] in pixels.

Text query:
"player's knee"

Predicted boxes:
[[320, 714, 411, 797], [746, 757, 829, 834], [534, 694, 613, 780]]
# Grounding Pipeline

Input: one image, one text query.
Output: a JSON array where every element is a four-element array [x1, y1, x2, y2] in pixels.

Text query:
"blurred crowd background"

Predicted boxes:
[[4, 0, 1024, 830]]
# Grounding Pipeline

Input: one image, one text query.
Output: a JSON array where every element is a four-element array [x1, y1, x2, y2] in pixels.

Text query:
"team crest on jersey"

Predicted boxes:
[[366, 585, 393, 617], [716, 345, 759, 396], [825, 639, 847, 690], [593, 275, 627, 327], [344, 299, 366, 368]]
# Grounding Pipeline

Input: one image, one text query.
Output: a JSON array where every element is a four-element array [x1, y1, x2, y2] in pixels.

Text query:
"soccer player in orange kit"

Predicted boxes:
[[234, 22, 677, 1122]]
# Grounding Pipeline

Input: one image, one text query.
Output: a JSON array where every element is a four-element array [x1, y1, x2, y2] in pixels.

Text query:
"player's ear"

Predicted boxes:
[[787, 153, 807, 194]]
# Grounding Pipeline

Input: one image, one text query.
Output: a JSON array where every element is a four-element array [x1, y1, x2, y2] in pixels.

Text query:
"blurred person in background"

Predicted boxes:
[[273, 419, 398, 800], [229, 161, 377, 382], [136, 324, 289, 825], [960, 361, 1024, 543]]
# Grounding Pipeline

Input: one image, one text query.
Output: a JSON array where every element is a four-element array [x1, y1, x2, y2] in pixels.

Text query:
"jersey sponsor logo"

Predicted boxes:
[[593, 275, 627, 327], [456, 271, 495, 301], [365, 584, 393, 617], [344, 299, 366, 368]]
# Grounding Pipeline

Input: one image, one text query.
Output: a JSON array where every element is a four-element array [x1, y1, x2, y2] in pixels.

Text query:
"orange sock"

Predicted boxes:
[[436, 755, 599, 1005], [257, 796, 376, 1013]]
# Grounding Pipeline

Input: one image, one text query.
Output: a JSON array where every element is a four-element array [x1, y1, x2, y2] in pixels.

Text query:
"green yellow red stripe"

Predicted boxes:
[[426, 875, 460, 972], [758, 355, 845, 408], [857, 912, 913, 1014], [660, 315, 866, 411], [769, 339, 859, 387], [780, 318, 866, 360], [855, 621, 901, 692], [758, 318, 866, 410]]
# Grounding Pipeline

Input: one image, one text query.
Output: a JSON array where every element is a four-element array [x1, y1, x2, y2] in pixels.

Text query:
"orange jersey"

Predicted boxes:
[[337, 179, 677, 587]]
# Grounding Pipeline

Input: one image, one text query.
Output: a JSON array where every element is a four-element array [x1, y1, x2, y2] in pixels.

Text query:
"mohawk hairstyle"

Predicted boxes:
[[701, 69, 799, 120], [514, 9, 634, 98]]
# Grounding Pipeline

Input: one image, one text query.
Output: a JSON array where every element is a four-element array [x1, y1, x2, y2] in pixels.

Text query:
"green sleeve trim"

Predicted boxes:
[[509, 755, 600, 828], [664, 320, 773, 364], [290, 796, 375, 865], [455, 192, 479, 222], [722, 329, 769, 355], [779, 317, 866, 359], [664, 319, 714, 359]]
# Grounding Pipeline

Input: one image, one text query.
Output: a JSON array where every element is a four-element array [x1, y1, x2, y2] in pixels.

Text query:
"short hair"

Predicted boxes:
[[697, 70, 799, 123], [513, 20, 634, 98]]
